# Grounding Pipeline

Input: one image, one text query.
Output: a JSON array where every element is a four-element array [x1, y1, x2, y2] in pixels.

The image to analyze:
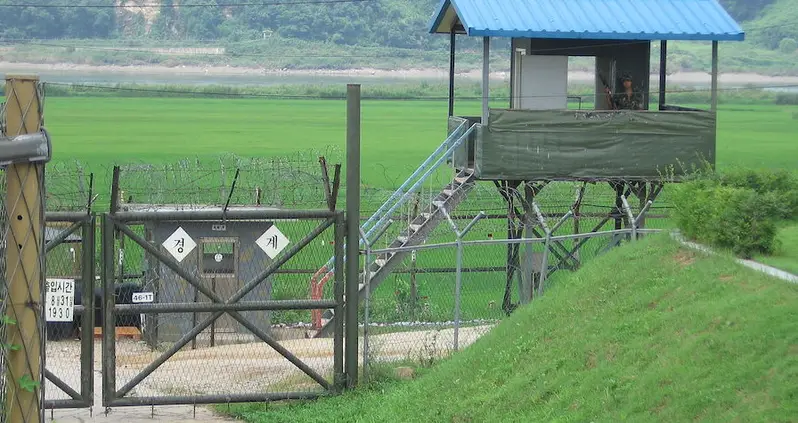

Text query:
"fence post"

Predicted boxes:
[[3, 74, 45, 423], [333, 213, 345, 393], [345, 84, 361, 389]]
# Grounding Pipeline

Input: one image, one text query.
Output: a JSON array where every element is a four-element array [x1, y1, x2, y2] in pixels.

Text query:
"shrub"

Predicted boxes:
[[672, 168, 797, 259], [719, 168, 798, 219], [775, 93, 798, 105], [779, 38, 798, 54]]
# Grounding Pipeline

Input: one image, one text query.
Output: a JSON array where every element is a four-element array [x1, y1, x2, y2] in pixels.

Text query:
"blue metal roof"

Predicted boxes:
[[429, 0, 745, 41]]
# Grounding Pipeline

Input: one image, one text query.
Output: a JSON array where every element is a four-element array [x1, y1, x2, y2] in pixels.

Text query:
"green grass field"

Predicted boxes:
[[44, 98, 798, 186], [36, 96, 797, 326], [226, 235, 798, 422]]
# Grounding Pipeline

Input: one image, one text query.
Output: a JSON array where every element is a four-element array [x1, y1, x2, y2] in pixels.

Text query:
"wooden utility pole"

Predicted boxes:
[[4, 74, 44, 423]]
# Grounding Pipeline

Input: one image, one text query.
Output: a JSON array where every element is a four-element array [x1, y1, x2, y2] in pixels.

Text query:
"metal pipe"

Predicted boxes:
[[81, 217, 95, 405], [101, 214, 116, 406], [637, 200, 654, 225], [620, 195, 637, 241], [114, 300, 338, 314], [112, 208, 336, 222], [44, 220, 83, 253], [659, 40, 667, 110], [359, 228, 371, 383], [44, 369, 81, 401], [114, 312, 223, 398], [449, 30, 456, 117], [226, 310, 331, 390], [45, 211, 93, 222], [110, 165, 120, 213], [107, 392, 325, 407], [333, 213, 345, 392], [482, 36, 490, 125], [230, 217, 334, 304], [367, 228, 662, 255], [345, 84, 361, 389], [711, 41, 719, 112], [44, 399, 91, 409]]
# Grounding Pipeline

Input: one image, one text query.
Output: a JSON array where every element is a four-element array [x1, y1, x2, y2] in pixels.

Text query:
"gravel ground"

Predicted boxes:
[[44, 324, 494, 417]]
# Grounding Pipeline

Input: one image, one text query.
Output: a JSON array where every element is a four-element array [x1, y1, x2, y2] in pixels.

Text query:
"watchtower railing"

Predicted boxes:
[[312, 120, 472, 281]]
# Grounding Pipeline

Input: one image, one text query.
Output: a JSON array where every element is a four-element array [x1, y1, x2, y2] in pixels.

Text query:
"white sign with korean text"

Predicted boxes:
[[163, 227, 196, 262], [256, 225, 290, 259], [45, 278, 75, 322]]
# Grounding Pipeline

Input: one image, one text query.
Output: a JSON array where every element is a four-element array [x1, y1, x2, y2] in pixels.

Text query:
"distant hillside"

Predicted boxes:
[[1, 0, 795, 49], [227, 235, 798, 422], [1, 0, 797, 74]]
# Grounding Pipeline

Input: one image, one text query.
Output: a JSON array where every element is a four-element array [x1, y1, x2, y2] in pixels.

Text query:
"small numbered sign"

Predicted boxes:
[[256, 225, 290, 259], [132, 292, 155, 303], [163, 227, 196, 262], [45, 278, 75, 322]]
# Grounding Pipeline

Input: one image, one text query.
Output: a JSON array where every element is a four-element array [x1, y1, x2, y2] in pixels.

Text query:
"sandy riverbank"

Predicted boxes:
[[3, 61, 798, 85]]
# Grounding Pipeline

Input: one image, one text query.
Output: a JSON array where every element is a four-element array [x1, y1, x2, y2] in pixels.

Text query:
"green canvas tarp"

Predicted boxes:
[[456, 109, 716, 180]]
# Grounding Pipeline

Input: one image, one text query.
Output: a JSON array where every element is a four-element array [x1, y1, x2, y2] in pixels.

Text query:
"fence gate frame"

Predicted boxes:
[[43, 211, 96, 409], [100, 208, 346, 407]]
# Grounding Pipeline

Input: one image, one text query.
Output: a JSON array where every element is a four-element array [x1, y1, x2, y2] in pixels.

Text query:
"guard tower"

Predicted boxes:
[[429, 0, 745, 310]]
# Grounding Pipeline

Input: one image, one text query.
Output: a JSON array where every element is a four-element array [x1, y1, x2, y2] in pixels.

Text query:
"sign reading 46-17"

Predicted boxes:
[[45, 278, 75, 322]]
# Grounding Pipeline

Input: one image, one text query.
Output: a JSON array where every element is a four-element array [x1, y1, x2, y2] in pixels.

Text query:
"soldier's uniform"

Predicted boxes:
[[614, 90, 643, 110], [612, 74, 644, 110]]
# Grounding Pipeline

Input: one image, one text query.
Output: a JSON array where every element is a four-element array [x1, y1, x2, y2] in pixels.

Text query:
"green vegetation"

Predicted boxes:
[[34, 95, 797, 184], [672, 168, 798, 258], [2, 0, 798, 73], [756, 222, 798, 274], [225, 235, 798, 422]]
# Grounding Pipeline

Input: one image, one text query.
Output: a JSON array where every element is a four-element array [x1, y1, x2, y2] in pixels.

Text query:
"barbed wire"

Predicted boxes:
[[37, 81, 798, 101]]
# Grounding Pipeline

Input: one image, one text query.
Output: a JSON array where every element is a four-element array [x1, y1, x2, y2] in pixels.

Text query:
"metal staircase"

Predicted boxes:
[[310, 122, 478, 337]]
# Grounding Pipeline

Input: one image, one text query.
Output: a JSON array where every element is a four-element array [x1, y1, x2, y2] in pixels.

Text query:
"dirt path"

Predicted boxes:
[[3, 61, 798, 85], [45, 325, 493, 421]]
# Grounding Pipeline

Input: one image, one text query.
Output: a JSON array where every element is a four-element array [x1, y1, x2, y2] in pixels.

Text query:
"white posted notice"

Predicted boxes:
[[256, 225, 290, 259], [45, 278, 75, 322], [162, 226, 196, 262]]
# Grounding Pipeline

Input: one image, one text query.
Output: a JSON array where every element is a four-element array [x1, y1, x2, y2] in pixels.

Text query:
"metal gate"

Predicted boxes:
[[100, 207, 345, 406], [43, 211, 96, 409]]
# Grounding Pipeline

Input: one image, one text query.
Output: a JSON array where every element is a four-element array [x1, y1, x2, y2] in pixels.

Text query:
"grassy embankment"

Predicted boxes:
[[224, 234, 798, 422]]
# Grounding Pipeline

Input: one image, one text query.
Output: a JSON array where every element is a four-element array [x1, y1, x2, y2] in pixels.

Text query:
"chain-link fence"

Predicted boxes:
[[358, 179, 668, 382], [103, 209, 345, 405]]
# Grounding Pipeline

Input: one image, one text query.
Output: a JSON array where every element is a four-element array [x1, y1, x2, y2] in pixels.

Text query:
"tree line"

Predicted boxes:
[[0, 0, 794, 52]]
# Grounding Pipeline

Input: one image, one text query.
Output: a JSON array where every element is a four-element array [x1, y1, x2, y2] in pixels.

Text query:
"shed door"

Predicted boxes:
[[199, 237, 240, 336], [518, 55, 568, 110]]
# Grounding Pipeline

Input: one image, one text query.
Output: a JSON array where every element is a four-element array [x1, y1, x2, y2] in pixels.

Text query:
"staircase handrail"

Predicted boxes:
[[318, 121, 473, 275]]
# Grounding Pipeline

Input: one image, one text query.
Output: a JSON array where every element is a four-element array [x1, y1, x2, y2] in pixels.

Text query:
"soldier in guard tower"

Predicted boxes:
[[607, 73, 644, 110]]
